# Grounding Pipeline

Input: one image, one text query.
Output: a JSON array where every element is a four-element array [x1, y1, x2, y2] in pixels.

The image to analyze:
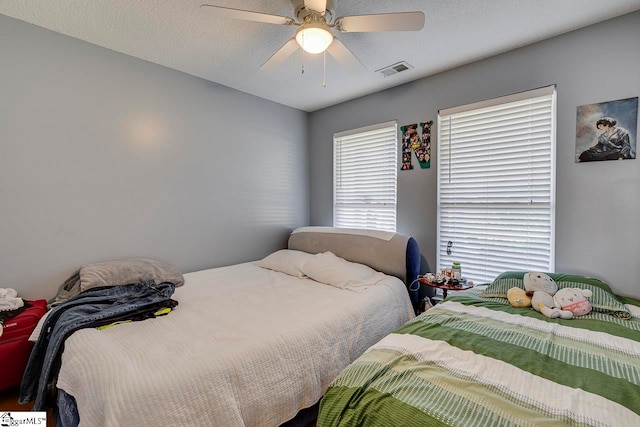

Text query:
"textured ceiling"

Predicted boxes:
[[2, 0, 640, 112]]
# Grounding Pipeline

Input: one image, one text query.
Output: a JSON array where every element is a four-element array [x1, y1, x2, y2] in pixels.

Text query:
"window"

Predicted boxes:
[[437, 86, 556, 283], [333, 121, 398, 232]]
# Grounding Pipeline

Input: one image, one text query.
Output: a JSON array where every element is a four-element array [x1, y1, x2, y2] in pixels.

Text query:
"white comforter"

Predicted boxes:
[[55, 262, 414, 426]]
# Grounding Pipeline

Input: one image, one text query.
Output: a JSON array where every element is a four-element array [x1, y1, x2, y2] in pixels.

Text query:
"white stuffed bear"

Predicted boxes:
[[553, 287, 592, 317], [523, 272, 573, 319]]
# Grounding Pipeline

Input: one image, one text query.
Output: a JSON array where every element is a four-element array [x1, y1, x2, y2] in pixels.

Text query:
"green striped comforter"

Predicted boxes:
[[318, 291, 640, 426]]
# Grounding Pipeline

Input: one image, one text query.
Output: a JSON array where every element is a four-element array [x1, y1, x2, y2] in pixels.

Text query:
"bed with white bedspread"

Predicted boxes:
[[28, 226, 420, 426]]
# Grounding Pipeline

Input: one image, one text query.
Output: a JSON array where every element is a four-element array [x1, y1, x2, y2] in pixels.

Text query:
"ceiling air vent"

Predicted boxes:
[[376, 61, 413, 78]]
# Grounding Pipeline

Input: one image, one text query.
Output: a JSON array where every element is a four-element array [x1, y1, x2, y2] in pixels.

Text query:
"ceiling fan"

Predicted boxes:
[[200, 0, 425, 81]]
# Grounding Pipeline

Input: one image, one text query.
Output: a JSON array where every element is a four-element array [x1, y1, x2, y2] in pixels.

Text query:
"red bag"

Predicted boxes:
[[0, 299, 47, 392]]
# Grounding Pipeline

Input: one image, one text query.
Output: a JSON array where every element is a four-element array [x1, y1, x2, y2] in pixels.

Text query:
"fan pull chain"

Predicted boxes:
[[301, 33, 305, 74], [323, 50, 327, 87]]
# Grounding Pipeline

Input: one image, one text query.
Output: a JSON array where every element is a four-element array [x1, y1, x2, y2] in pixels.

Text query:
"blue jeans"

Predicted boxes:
[[20, 280, 177, 410]]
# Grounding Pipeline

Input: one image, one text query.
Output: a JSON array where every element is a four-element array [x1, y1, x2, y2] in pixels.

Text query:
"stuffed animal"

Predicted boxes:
[[507, 287, 531, 308], [523, 272, 573, 319], [553, 287, 592, 317]]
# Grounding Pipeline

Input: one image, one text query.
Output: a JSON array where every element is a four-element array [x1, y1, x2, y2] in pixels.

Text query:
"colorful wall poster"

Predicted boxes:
[[576, 97, 637, 162], [400, 124, 418, 170], [416, 120, 433, 168]]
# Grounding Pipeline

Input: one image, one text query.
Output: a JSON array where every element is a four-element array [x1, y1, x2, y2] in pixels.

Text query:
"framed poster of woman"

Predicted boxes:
[[575, 97, 638, 163]]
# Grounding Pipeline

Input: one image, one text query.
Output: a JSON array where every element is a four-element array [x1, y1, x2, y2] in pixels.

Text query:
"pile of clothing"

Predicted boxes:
[[0, 288, 26, 335], [18, 258, 184, 413]]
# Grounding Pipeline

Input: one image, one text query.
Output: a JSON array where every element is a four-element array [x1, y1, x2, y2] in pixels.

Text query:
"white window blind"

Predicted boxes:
[[334, 121, 397, 232], [437, 86, 556, 283]]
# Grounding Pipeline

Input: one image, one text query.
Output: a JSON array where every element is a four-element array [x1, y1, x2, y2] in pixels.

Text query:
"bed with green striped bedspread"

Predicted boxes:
[[317, 290, 640, 427]]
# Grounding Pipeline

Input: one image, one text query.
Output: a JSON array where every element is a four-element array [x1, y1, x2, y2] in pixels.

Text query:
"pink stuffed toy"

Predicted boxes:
[[552, 287, 592, 318]]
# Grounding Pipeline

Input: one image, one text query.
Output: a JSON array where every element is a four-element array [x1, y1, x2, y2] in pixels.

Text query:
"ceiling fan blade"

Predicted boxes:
[[336, 12, 425, 32], [304, 0, 328, 14], [200, 5, 294, 26], [260, 38, 300, 71], [326, 38, 365, 71]]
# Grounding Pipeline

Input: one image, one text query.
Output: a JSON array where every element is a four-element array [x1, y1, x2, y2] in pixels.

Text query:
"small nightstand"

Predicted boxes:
[[418, 277, 474, 310]]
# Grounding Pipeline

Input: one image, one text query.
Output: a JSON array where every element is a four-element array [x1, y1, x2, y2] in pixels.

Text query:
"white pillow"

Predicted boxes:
[[254, 249, 314, 278], [301, 251, 381, 289]]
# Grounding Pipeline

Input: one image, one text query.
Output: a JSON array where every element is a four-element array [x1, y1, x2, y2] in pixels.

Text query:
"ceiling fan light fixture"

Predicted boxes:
[[295, 22, 333, 54]]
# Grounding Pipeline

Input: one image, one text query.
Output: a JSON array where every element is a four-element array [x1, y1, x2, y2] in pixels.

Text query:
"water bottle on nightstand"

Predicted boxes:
[[452, 262, 461, 280]]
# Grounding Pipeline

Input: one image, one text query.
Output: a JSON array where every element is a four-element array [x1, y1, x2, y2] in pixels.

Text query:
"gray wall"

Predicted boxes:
[[309, 12, 640, 298], [1, 15, 309, 300]]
